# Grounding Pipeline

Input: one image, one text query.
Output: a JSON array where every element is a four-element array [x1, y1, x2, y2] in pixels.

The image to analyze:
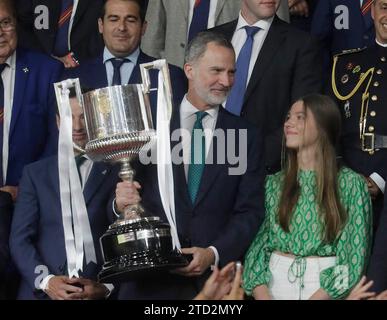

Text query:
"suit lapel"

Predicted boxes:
[[243, 17, 286, 106], [214, 0, 226, 23], [128, 51, 153, 84], [170, 108, 192, 207], [10, 49, 29, 138], [193, 107, 225, 206], [71, 0, 90, 28], [83, 162, 111, 204], [178, 0, 190, 22], [92, 54, 108, 88], [221, 20, 238, 41]]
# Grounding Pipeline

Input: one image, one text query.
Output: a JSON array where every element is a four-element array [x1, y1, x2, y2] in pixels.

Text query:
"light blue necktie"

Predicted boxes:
[[225, 26, 260, 116], [187, 111, 208, 204]]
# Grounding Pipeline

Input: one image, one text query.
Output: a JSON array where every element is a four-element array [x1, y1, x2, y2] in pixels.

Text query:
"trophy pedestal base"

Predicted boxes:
[[98, 216, 188, 283], [98, 249, 188, 283]]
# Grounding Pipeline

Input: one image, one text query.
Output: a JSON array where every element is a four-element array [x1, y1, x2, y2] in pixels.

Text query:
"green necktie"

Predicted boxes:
[[188, 111, 208, 204]]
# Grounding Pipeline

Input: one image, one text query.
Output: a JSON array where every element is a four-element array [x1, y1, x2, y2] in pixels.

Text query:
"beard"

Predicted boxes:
[[193, 81, 230, 107]]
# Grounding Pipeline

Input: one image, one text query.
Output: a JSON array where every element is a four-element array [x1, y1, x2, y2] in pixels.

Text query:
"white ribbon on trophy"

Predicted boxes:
[[152, 60, 181, 251], [55, 79, 97, 278]]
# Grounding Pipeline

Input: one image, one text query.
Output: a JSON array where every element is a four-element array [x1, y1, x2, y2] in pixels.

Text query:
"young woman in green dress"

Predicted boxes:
[[243, 94, 373, 300]]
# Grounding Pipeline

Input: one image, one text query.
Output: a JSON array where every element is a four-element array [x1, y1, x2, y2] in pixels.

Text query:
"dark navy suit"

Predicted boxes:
[[0, 191, 12, 299], [6, 48, 62, 186], [62, 50, 188, 122], [9, 156, 120, 300], [118, 106, 265, 299], [367, 190, 387, 293]]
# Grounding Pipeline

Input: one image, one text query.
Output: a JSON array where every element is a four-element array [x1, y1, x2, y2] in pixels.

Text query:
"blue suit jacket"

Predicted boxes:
[[0, 191, 13, 299], [10, 156, 120, 300], [118, 107, 266, 300], [311, 0, 375, 81], [6, 48, 62, 186], [62, 50, 187, 123]]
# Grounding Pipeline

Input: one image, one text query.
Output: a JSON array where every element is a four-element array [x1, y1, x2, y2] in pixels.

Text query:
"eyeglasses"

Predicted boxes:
[[0, 18, 15, 32]]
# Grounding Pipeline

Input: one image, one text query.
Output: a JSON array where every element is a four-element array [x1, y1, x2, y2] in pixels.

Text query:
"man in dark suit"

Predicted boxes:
[[16, 0, 105, 67], [63, 0, 187, 114], [210, 0, 322, 174], [115, 31, 265, 299], [9, 88, 120, 300], [0, 191, 12, 299], [0, 0, 62, 201]]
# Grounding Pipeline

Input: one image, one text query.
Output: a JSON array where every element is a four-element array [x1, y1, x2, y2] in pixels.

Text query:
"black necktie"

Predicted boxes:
[[110, 58, 129, 85], [0, 63, 8, 186], [75, 154, 87, 185]]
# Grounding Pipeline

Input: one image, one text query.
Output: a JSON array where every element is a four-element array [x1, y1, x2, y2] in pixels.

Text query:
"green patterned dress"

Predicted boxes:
[[243, 167, 372, 299]]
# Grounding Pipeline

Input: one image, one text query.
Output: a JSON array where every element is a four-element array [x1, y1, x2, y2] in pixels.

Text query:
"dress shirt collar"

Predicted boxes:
[[2, 51, 15, 70], [103, 46, 140, 65], [236, 12, 273, 32], [376, 39, 387, 48]]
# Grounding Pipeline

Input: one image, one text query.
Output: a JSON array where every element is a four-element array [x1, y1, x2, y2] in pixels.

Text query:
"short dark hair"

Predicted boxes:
[[100, 0, 147, 23], [185, 31, 235, 64], [56, 87, 93, 116]]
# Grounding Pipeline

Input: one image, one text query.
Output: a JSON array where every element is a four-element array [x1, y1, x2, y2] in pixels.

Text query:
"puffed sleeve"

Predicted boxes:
[[243, 175, 276, 296], [319, 170, 372, 299]]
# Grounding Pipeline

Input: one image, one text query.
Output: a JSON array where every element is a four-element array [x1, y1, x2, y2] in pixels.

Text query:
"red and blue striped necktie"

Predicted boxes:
[[188, 0, 211, 43], [54, 0, 74, 56], [361, 0, 374, 16]]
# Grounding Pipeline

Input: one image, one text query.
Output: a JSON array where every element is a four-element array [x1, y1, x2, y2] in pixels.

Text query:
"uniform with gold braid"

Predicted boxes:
[[331, 44, 387, 228]]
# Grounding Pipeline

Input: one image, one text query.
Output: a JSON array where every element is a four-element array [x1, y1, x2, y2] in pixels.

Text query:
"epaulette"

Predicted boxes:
[[334, 47, 367, 58]]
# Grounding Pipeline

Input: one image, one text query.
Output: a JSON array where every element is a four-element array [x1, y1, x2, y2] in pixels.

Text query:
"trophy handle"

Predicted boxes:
[[54, 78, 87, 154], [140, 59, 173, 121]]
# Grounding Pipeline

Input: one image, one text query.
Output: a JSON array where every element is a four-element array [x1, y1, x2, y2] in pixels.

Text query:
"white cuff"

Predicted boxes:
[[112, 198, 120, 218], [39, 274, 55, 291], [103, 283, 114, 299], [370, 172, 385, 194], [209, 246, 219, 269]]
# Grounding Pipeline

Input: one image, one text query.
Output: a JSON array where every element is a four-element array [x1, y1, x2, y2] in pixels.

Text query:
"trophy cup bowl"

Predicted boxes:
[[81, 79, 188, 283]]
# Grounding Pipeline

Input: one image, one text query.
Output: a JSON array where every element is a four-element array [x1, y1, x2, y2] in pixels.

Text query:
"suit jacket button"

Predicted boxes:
[[180, 43, 185, 48]]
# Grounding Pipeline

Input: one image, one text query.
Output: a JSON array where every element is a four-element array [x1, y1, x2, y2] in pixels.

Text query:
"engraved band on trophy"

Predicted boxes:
[[58, 60, 188, 283]]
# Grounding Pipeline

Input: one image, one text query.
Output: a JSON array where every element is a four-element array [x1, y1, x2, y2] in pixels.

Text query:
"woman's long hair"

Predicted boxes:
[[278, 94, 347, 243]]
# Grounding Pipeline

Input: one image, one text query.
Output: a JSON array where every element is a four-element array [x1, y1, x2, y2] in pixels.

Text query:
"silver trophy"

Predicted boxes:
[[57, 61, 187, 283]]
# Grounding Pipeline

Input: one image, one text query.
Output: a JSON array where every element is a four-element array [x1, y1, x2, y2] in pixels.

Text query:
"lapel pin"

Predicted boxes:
[[23, 67, 29, 73], [102, 169, 107, 175]]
